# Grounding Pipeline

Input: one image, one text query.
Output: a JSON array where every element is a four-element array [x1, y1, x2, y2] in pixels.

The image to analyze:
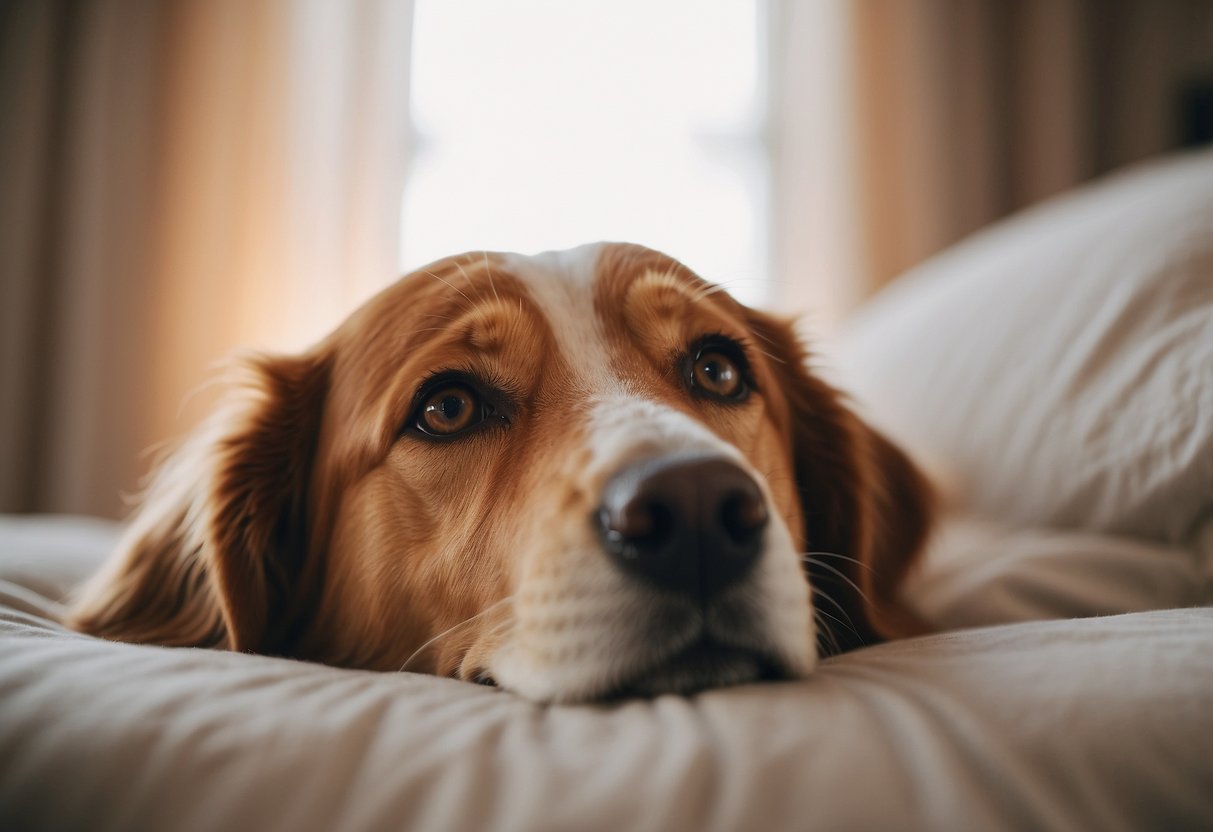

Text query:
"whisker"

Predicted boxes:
[[813, 603, 862, 648], [803, 556, 871, 604], [399, 595, 516, 673], [422, 269, 475, 309], [754, 347, 788, 366], [811, 585, 861, 640], [747, 326, 779, 348], [813, 608, 842, 657], [803, 551, 874, 573], [482, 250, 501, 303], [452, 258, 476, 289]]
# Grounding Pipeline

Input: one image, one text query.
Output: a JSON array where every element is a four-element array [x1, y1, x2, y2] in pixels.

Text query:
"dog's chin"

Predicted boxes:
[[487, 555, 818, 704], [487, 634, 797, 704], [606, 640, 786, 699]]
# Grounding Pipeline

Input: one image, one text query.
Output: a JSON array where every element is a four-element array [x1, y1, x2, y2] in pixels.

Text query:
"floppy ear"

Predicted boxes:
[[745, 309, 935, 653], [67, 351, 330, 654]]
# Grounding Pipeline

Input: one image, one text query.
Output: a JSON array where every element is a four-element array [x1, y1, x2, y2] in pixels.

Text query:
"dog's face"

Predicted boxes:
[[70, 243, 933, 704], [316, 244, 818, 700]]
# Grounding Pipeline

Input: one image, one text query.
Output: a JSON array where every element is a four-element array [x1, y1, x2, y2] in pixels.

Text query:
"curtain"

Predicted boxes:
[[0, 0, 413, 518], [771, 0, 1213, 333]]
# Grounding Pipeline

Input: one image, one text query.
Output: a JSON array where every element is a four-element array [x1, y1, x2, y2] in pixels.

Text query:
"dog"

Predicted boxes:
[[68, 242, 933, 703]]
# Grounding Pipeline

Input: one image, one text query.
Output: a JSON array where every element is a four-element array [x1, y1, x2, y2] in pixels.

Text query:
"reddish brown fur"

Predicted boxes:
[[744, 307, 934, 649], [68, 244, 933, 686]]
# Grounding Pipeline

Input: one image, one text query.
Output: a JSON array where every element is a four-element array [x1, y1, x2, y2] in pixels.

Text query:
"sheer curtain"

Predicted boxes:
[[770, 0, 1213, 334], [6, 0, 1210, 516], [0, 0, 413, 517]]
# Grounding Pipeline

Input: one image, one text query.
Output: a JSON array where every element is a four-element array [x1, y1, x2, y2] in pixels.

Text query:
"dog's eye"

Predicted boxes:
[[416, 384, 485, 436], [691, 348, 746, 400]]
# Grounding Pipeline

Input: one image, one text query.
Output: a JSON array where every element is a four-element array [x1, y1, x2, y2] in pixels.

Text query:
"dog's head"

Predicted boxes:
[[70, 243, 932, 703]]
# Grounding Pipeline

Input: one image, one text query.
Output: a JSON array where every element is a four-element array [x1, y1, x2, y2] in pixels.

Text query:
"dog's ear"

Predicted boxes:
[[745, 308, 934, 653], [67, 351, 331, 654]]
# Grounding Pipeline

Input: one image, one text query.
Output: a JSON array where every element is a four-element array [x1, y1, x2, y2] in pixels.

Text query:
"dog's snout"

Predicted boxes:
[[596, 456, 768, 598]]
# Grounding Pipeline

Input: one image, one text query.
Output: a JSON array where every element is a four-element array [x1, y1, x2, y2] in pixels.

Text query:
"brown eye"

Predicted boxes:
[[691, 350, 745, 399], [417, 384, 482, 436]]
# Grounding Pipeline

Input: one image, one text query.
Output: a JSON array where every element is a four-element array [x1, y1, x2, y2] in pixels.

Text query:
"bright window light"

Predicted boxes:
[[402, 0, 770, 307]]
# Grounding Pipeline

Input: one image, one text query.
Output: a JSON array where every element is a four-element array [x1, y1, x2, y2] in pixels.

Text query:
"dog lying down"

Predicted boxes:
[[69, 243, 934, 704]]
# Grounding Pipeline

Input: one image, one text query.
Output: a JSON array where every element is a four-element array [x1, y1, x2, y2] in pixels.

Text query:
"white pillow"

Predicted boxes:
[[833, 149, 1213, 550], [4, 516, 1213, 831], [906, 516, 1208, 630]]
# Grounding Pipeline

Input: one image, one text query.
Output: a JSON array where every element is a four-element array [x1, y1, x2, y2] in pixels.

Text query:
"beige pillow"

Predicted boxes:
[[4, 516, 1213, 831], [834, 150, 1213, 551]]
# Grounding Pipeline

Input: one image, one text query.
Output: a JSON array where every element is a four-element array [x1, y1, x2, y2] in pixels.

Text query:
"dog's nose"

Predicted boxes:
[[596, 455, 768, 598]]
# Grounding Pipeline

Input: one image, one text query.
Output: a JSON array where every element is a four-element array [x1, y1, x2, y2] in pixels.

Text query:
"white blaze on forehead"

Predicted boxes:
[[502, 246, 749, 495], [584, 395, 743, 479], [503, 244, 747, 475], [502, 243, 621, 392], [485, 245, 818, 699]]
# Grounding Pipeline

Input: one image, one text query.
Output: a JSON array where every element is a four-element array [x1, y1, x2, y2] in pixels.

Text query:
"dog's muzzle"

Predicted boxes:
[[595, 454, 768, 599]]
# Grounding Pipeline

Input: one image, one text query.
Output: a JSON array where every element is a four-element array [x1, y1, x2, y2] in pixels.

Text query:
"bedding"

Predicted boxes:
[[2, 514, 1212, 831], [63, 242, 934, 702], [6, 152, 1213, 830], [906, 516, 1210, 630], [832, 148, 1213, 549]]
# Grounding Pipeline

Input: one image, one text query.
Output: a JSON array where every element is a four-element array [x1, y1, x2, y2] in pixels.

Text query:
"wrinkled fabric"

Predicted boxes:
[[833, 149, 1213, 548], [2, 516, 1211, 832]]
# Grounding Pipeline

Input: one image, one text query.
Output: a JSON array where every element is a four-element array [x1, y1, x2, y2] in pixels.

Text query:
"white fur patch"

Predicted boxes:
[[501, 244, 620, 392], [487, 246, 816, 702]]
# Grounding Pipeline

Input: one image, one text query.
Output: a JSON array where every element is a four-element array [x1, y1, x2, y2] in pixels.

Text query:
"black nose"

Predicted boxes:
[[595, 455, 768, 599]]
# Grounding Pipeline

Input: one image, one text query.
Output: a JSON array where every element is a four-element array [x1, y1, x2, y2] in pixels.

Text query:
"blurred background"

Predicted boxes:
[[2, 0, 1212, 519]]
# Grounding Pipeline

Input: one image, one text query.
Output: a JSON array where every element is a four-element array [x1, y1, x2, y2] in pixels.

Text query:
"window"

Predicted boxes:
[[402, 0, 771, 307]]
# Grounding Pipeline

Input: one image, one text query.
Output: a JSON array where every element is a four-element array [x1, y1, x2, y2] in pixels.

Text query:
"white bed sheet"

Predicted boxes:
[[2, 516, 1211, 831]]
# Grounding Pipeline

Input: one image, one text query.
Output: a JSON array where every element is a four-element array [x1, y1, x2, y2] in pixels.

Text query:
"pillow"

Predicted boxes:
[[832, 149, 1213, 551], [4, 515, 1213, 831], [905, 516, 1208, 630]]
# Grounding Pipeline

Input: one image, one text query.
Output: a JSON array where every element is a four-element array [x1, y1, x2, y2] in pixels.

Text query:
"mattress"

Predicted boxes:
[[2, 514, 1211, 831]]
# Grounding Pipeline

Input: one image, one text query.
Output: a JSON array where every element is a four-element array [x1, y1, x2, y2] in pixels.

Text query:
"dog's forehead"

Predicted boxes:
[[500, 243, 605, 326], [500, 242, 712, 392], [499, 243, 616, 388]]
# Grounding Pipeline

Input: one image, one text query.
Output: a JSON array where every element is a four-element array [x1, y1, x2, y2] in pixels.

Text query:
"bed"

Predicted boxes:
[[3, 150, 1212, 831]]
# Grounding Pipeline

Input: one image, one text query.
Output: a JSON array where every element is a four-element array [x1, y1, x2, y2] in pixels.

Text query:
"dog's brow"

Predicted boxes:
[[504, 244, 623, 393], [462, 299, 538, 355], [624, 271, 701, 322]]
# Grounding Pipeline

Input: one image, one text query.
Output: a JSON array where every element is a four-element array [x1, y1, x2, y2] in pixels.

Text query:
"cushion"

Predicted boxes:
[[906, 516, 1209, 630], [832, 149, 1213, 551], [3, 515, 1212, 831]]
